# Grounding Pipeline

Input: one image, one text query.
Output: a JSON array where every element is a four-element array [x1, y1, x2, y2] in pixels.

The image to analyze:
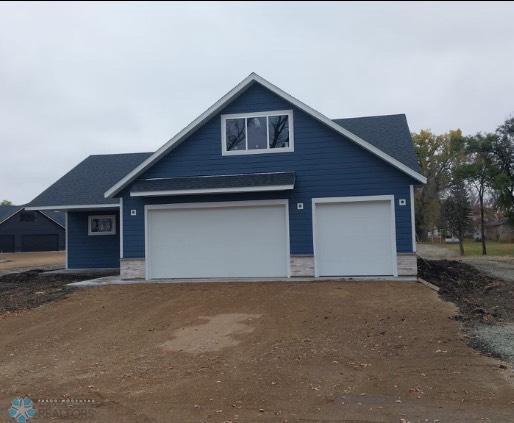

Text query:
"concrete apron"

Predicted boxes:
[[69, 275, 418, 287]]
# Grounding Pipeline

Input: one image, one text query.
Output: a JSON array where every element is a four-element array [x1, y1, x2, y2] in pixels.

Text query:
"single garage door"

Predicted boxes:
[[0, 235, 14, 253], [21, 234, 59, 252], [314, 198, 396, 276], [147, 201, 289, 279]]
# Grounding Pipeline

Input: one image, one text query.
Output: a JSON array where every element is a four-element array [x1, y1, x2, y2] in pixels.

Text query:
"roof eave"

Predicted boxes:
[[25, 203, 120, 211]]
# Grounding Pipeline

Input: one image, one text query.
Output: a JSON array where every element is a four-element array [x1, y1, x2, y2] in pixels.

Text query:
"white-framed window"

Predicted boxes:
[[88, 215, 116, 236], [221, 110, 294, 155]]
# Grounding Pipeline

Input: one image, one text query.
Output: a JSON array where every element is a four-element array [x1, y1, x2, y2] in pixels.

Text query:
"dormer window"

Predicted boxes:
[[221, 110, 294, 155]]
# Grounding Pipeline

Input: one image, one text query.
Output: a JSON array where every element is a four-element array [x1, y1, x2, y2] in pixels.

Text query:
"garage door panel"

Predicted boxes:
[[0, 235, 14, 253], [147, 204, 289, 279], [315, 200, 395, 276], [21, 234, 59, 252]]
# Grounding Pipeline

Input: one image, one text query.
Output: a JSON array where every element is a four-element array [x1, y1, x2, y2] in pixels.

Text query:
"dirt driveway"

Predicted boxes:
[[0, 251, 65, 275], [1, 282, 513, 422]]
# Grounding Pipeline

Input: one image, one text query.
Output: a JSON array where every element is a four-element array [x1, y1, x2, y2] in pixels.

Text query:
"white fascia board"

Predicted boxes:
[[104, 73, 426, 199], [249, 74, 426, 184], [25, 204, 120, 211], [130, 184, 294, 197], [104, 74, 259, 199], [39, 211, 66, 229], [0, 208, 23, 226], [410, 185, 416, 252], [65, 211, 68, 270]]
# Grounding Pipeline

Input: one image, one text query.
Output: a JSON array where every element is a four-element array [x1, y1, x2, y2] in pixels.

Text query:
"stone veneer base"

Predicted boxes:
[[120, 258, 145, 280], [120, 253, 417, 279]]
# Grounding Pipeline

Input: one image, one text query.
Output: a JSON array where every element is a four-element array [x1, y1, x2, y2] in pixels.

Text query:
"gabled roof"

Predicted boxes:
[[104, 73, 426, 198], [26, 153, 152, 210], [332, 114, 420, 172], [0, 206, 64, 228], [0, 205, 23, 225]]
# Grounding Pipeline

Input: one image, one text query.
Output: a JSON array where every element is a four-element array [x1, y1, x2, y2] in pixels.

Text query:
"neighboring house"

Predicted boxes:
[[26, 73, 426, 279], [470, 204, 497, 241], [0, 206, 65, 253], [485, 219, 514, 242]]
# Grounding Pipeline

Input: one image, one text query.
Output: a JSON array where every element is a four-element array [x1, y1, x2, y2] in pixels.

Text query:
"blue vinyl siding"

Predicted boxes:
[[120, 82, 417, 259], [67, 211, 120, 269]]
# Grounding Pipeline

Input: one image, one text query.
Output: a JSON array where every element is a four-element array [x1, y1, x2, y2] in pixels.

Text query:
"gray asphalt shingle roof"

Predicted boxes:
[[27, 153, 152, 208], [0, 206, 65, 227], [332, 114, 420, 172], [26, 114, 419, 208], [131, 172, 295, 194]]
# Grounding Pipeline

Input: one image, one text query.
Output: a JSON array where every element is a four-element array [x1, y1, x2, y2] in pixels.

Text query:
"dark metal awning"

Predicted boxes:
[[130, 172, 295, 197]]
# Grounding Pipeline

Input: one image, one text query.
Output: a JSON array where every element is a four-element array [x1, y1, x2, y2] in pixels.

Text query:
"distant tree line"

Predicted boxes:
[[413, 116, 514, 255]]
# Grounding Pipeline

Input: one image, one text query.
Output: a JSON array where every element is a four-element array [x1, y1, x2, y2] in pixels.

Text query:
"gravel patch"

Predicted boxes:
[[471, 323, 514, 363], [416, 243, 459, 260]]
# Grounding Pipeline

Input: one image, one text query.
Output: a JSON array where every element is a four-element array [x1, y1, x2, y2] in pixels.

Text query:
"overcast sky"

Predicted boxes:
[[1, 2, 513, 204]]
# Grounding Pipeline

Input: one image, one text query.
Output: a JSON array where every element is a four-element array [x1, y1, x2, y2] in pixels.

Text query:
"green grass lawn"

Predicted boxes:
[[445, 240, 514, 256]]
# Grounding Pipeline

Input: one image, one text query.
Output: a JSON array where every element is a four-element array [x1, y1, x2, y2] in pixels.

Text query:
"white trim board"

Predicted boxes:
[[104, 73, 426, 199], [88, 214, 117, 236], [0, 208, 23, 226], [130, 184, 294, 197], [312, 195, 398, 277], [410, 185, 416, 253], [39, 211, 66, 229], [144, 199, 290, 280], [65, 211, 68, 270], [120, 197, 124, 258], [25, 204, 119, 211]]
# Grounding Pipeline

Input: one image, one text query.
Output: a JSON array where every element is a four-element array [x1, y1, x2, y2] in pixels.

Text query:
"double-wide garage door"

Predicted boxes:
[[147, 201, 289, 279], [313, 198, 396, 277], [146, 197, 396, 279], [22, 234, 59, 252]]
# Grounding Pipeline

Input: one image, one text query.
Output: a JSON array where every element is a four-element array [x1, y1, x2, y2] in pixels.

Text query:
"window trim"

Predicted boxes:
[[88, 214, 117, 236], [221, 110, 294, 156]]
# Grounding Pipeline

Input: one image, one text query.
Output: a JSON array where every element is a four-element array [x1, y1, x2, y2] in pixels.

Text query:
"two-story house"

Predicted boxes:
[[26, 73, 425, 279]]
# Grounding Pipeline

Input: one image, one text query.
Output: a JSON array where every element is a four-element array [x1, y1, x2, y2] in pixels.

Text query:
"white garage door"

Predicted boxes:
[[313, 198, 396, 276], [146, 201, 289, 279]]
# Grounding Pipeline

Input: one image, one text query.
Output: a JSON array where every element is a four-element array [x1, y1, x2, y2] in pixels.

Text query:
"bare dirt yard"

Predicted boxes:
[[0, 280, 513, 422], [418, 243, 514, 282], [0, 251, 65, 275]]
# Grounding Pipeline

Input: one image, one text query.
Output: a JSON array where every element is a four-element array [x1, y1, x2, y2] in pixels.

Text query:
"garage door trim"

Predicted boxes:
[[312, 195, 397, 277], [144, 199, 290, 279]]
